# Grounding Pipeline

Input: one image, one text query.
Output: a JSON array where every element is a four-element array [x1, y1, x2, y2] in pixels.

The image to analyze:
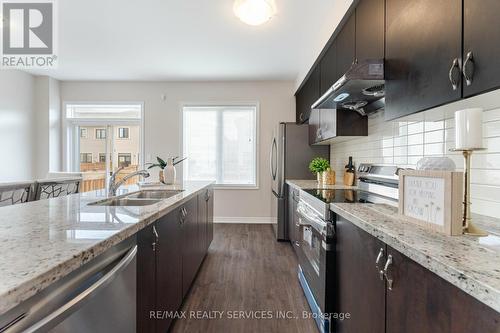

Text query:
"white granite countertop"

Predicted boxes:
[[0, 181, 213, 315], [330, 203, 500, 313]]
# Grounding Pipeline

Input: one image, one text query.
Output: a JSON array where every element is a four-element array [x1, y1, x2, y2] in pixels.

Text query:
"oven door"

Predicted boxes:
[[295, 201, 333, 313]]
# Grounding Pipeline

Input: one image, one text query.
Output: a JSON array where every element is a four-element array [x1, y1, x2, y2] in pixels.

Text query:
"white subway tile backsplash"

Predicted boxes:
[[424, 130, 444, 144], [330, 93, 500, 219]]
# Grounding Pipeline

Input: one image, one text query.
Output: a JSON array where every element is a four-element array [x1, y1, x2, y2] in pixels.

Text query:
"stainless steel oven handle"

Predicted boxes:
[[23, 245, 137, 333], [296, 202, 327, 236]]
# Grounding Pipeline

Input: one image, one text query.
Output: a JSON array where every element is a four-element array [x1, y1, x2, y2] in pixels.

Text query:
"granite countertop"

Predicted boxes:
[[0, 181, 213, 315], [330, 203, 500, 313], [286, 179, 357, 190]]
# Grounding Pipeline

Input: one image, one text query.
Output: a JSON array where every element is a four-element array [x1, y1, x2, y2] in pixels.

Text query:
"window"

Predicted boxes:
[[80, 128, 87, 138], [118, 153, 132, 167], [65, 102, 144, 192], [183, 105, 257, 187], [80, 153, 92, 163], [95, 128, 106, 139], [118, 127, 129, 139]]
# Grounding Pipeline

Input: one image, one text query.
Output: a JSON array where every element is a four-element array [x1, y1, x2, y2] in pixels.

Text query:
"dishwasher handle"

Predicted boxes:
[[23, 245, 137, 333]]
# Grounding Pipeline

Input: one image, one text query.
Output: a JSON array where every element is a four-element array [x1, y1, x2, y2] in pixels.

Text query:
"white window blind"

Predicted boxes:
[[183, 105, 257, 187]]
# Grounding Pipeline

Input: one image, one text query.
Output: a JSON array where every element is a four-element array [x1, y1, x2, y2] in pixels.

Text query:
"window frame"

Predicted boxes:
[[118, 153, 132, 167], [80, 153, 93, 163], [95, 128, 107, 140], [62, 101, 145, 174], [180, 102, 260, 190], [80, 128, 88, 139], [118, 127, 130, 139]]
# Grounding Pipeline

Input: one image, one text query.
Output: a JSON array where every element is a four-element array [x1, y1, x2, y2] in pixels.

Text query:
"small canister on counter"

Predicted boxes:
[[322, 168, 336, 185]]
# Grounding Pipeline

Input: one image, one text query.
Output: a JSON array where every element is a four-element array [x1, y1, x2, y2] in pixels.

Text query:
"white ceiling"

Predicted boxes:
[[29, 0, 352, 82]]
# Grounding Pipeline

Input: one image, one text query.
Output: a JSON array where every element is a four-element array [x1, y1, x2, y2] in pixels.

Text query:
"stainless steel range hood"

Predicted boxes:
[[311, 59, 385, 116]]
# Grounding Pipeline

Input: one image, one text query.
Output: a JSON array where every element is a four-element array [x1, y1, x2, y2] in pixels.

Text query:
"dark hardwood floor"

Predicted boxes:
[[169, 224, 318, 333]]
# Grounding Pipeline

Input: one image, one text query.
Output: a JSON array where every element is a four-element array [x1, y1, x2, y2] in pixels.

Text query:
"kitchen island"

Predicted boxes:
[[0, 181, 213, 319]]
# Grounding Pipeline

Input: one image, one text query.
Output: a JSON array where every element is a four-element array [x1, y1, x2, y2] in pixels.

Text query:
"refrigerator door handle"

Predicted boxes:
[[270, 137, 277, 180]]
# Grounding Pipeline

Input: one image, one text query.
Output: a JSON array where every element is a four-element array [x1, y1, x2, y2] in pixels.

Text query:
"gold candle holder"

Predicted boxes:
[[450, 148, 488, 236]]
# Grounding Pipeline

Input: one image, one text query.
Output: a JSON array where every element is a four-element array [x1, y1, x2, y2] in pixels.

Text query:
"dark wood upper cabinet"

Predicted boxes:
[[295, 65, 320, 124], [384, 0, 462, 120], [463, 0, 500, 98], [386, 246, 500, 333], [155, 212, 182, 333], [335, 216, 386, 333], [320, 40, 336, 96], [336, 13, 356, 80], [355, 0, 385, 62]]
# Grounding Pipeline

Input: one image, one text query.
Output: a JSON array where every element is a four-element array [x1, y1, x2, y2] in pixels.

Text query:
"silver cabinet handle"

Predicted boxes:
[[152, 225, 159, 251], [449, 58, 461, 91], [383, 254, 394, 290], [463, 51, 474, 86], [375, 248, 385, 281]]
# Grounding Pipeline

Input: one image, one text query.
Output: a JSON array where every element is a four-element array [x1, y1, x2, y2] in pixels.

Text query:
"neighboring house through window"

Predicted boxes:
[[99, 153, 106, 163], [96, 128, 106, 139], [118, 153, 132, 167], [118, 127, 129, 139], [80, 153, 92, 163], [80, 128, 87, 138]]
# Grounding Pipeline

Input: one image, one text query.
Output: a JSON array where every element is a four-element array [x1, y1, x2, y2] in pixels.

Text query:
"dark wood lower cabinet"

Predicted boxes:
[[182, 197, 199, 298], [137, 224, 157, 333], [386, 246, 500, 333], [335, 217, 500, 333], [335, 216, 386, 333], [156, 210, 183, 333], [137, 187, 214, 333], [206, 188, 214, 250]]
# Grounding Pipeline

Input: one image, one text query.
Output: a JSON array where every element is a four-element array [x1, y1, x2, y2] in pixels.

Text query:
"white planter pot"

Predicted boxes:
[[163, 165, 176, 185]]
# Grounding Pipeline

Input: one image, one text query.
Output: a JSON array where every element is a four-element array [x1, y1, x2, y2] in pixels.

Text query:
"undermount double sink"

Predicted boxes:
[[89, 190, 184, 207]]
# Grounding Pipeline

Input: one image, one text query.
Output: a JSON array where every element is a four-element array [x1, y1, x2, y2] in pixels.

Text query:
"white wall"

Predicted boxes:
[[294, 0, 354, 90], [60, 81, 295, 221], [330, 89, 500, 219], [34, 76, 62, 178], [0, 71, 36, 181]]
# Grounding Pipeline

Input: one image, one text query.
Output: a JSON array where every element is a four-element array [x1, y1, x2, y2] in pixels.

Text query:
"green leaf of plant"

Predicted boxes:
[[156, 156, 166, 166]]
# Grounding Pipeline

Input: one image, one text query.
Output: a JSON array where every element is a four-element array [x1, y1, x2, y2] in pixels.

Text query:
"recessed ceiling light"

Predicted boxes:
[[233, 0, 276, 26]]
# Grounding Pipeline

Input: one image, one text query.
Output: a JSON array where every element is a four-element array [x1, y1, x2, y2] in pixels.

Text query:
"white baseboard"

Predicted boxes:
[[214, 216, 277, 224]]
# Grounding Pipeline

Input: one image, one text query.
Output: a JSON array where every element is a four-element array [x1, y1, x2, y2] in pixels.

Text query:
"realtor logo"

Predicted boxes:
[[1, 0, 57, 68]]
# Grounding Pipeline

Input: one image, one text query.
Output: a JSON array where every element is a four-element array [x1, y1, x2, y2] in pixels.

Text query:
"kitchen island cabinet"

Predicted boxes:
[[137, 187, 214, 333]]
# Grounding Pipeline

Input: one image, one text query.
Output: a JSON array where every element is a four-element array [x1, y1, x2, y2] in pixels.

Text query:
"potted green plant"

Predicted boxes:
[[147, 156, 187, 184], [309, 157, 330, 184]]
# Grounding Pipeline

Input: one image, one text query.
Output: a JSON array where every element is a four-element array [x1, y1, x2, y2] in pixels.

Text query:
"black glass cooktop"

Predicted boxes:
[[302, 189, 360, 204]]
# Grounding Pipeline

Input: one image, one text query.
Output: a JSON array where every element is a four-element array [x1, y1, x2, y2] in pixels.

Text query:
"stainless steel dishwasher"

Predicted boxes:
[[0, 238, 137, 333]]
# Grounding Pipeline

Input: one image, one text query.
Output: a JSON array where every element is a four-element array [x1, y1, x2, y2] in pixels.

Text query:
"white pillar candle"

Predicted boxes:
[[455, 108, 484, 150]]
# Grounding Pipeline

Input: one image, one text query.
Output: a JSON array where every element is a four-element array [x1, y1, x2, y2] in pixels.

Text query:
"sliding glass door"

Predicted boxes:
[[65, 103, 143, 192]]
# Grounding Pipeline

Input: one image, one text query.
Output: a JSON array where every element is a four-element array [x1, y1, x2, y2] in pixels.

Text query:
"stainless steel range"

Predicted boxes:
[[295, 164, 400, 333]]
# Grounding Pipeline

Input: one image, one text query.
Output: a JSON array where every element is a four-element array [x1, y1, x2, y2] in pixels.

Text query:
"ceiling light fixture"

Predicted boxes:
[[233, 0, 276, 26]]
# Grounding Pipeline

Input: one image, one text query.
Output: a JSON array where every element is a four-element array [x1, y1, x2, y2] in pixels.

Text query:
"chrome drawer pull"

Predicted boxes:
[[383, 254, 394, 290], [375, 248, 385, 281]]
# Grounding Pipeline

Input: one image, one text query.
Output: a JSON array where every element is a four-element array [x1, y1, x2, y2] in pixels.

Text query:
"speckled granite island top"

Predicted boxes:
[[330, 203, 500, 313], [0, 181, 213, 315]]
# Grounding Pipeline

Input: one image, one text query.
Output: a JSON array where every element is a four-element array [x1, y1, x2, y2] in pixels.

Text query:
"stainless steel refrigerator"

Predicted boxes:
[[270, 122, 329, 240]]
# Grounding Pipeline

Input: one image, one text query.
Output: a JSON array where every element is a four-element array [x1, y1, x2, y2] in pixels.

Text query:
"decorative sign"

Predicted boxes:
[[399, 170, 463, 236]]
